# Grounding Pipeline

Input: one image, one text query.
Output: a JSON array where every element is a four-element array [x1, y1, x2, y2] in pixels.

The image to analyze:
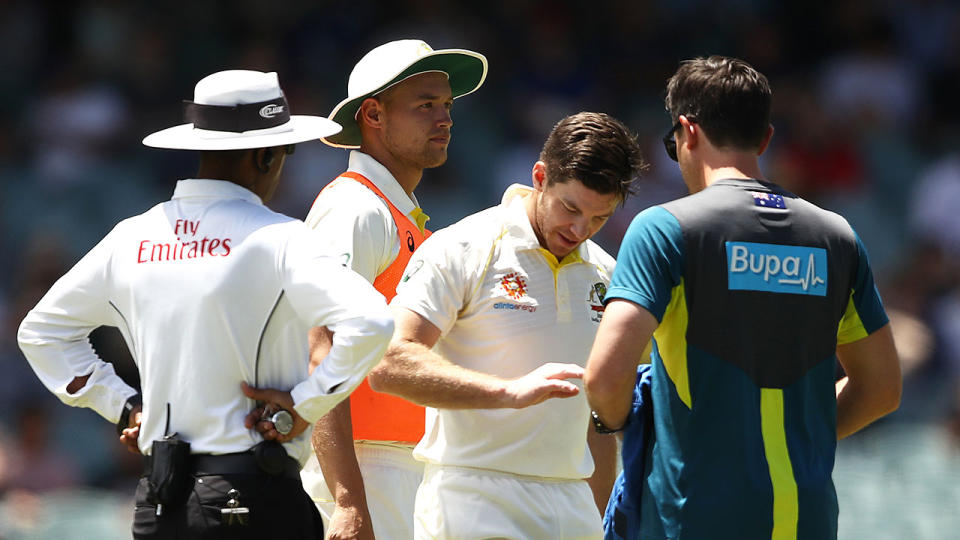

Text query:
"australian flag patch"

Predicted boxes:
[[750, 191, 786, 209]]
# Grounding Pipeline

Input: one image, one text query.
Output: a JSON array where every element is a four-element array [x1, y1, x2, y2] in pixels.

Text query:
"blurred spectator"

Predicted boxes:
[[0, 406, 80, 493], [818, 15, 923, 131], [909, 154, 960, 260], [771, 81, 865, 201], [890, 0, 959, 71], [30, 62, 130, 188]]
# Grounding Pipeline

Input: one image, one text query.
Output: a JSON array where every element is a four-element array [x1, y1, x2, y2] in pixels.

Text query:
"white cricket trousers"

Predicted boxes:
[[414, 464, 603, 540], [301, 442, 423, 540]]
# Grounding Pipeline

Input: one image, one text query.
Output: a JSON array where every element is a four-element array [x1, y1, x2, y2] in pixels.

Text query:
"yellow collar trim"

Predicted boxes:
[[410, 208, 430, 234]]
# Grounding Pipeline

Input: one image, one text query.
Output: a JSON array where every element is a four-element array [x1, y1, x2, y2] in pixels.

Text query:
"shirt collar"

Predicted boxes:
[[348, 150, 421, 214], [709, 177, 770, 191], [498, 184, 587, 264], [172, 179, 263, 206]]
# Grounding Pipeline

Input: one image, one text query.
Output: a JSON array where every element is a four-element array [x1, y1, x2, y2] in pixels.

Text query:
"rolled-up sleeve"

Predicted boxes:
[[281, 227, 394, 423], [17, 231, 138, 423]]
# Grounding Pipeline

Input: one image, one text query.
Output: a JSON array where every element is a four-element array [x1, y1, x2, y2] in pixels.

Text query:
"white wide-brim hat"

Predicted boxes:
[[143, 70, 342, 151], [323, 39, 487, 149]]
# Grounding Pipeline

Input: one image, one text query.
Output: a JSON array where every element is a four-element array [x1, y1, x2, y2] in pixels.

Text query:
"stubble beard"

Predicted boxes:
[[537, 201, 580, 259], [532, 198, 557, 256], [418, 143, 448, 170], [397, 145, 447, 173], [385, 131, 448, 172]]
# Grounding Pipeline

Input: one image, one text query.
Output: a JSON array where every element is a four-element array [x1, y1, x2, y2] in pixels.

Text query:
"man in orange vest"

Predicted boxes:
[[299, 40, 487, 539]]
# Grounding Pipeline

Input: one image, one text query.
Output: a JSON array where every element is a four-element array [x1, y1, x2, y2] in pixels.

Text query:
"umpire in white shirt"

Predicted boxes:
[[17, 70, 395, 540]]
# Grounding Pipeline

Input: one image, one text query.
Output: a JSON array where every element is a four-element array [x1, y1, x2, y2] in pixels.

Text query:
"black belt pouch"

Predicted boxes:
[[253, 440, 290, 475], [149, 434, 192, 506]]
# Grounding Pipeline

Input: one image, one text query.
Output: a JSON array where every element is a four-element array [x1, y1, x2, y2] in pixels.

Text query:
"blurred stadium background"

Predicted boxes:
[[1, 1, 958, 538]]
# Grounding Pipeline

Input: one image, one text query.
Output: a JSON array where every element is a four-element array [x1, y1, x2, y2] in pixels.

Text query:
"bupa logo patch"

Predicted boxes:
[[726, 241, 827, 296]]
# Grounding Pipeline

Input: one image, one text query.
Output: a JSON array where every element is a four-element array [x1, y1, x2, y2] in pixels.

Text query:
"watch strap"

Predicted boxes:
[[117, 393, 143, 436], [591, 409, 626, 434]]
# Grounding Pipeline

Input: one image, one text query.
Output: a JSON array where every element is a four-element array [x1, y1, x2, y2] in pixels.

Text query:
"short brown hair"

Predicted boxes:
[[539, 112, 646, 202], [665, 56, 771, 151]]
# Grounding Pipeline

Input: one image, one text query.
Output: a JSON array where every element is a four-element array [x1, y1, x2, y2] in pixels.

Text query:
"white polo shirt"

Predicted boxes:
[[17, 179, 393, 465], [392, 184, 616, 480], [304, 150, 428, 281]]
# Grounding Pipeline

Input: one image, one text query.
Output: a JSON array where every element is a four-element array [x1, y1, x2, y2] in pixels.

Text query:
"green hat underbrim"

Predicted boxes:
[[322, 52, 487, 148]]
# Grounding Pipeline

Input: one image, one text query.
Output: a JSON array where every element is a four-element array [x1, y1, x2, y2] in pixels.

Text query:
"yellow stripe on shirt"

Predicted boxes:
[[836, 292, 868, 345], [652, 281, 692, 408], [760, 388, 799, 540]]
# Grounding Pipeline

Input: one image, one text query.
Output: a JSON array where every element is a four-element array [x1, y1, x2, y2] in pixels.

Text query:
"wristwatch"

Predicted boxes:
[[591, 410, 625, 434], [269, 409, 294, 436], [116, 393, 142, 436]]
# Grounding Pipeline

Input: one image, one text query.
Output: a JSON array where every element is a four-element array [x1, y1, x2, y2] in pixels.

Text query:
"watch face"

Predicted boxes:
[[271, 410, 294, 435]]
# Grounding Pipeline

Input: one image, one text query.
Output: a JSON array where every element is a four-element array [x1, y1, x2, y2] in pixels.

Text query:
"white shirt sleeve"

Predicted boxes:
[[304, 180, 396, 283], [279, 227, 394, 423], [391, 227, 475, 337], [17, 228, 138, 423]]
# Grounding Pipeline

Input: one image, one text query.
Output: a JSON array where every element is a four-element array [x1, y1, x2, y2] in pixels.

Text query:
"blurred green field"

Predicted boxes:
[[835, 422, 960, 539]]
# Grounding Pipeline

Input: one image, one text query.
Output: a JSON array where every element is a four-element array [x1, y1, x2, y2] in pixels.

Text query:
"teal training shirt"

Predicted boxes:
[[606, 179, 888, 540]]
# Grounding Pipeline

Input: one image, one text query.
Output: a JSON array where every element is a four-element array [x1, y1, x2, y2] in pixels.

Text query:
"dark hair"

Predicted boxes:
[[665, 56, 772, 151], [539, 112, 646, 202]]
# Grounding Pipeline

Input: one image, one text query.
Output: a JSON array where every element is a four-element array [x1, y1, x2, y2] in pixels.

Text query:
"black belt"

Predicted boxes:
[[143, 450, 300, 480]]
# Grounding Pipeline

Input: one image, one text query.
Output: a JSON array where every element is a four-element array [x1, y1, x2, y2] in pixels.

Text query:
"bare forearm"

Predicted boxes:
[[835, 376, 898, 439], [312, 400, 368, 508], [585, 300, 658, 430], [835, 324, 901, 440], [586, 427, 618, 515], [585, 378, 635, 431], [372, 308, 583, 410], [310, 327, 365, 504], [369, 340, 510, 409]]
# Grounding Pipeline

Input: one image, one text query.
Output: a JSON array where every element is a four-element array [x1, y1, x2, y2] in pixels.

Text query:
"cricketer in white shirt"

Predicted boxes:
[[17, 179, 394, 465], [395, 184, 614, 476], [301, 150, 430, 536], [305, 150, 429, 282], [387, 184, 617, 538]]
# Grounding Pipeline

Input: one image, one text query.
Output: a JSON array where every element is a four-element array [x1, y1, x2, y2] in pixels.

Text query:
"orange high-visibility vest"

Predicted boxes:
[[323, 171, 430, 442]]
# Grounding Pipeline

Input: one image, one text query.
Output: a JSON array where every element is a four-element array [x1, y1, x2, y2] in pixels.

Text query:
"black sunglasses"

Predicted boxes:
[[662, 116, 695, 162]]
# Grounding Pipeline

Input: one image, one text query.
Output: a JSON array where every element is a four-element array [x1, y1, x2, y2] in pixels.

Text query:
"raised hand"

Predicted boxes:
[[502, 363, 584, 408]]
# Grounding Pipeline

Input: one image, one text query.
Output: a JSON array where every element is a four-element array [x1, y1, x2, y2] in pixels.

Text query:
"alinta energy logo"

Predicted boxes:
[[259, 104, 285, 118], [498, 272, 528, 300]]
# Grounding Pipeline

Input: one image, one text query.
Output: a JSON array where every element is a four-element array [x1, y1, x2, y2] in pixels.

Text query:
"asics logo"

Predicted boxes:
[[726, 241, 827, 296]]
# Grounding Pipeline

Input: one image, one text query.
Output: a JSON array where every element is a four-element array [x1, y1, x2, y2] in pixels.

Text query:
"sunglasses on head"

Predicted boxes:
[[662, 116, 696, 162]]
